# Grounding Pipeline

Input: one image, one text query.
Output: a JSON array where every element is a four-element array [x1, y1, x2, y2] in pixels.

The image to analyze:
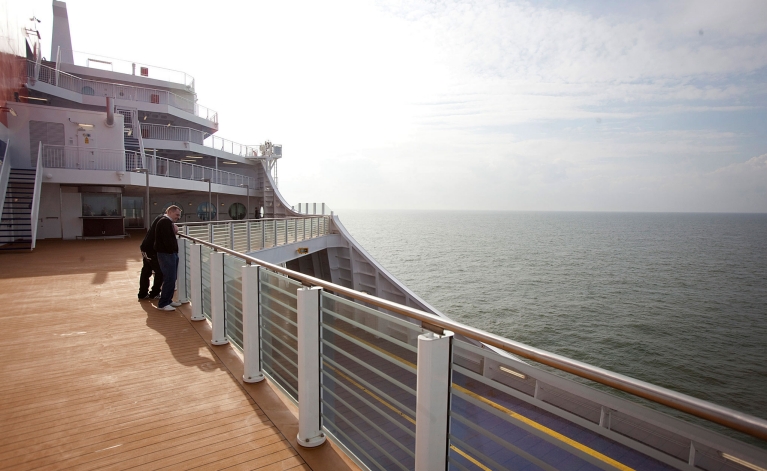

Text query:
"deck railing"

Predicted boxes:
[[140, 123, 206, 145], [139, 123, 261, 159], [178, 217, 330, 253], [41, 145, 255, 189], [27, 60, 217, 124], [175, 230, 767, 471], [72, 51, 195, 90]]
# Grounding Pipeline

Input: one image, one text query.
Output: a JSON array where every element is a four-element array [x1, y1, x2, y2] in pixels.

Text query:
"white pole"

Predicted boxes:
[[296, 286, 326, 448], [189, 243, 205, 321], [414, 330, 454, 471], [242, 264, 264, 383], [177, 238, 190, 303], [210, 251, 229, 345]]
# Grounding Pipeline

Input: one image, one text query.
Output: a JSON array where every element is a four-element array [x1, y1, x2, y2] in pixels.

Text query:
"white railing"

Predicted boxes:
[[27, 60, 217, 124], [130, 152, 257, 189], [141, 124, 274, 161], [41, 145, 127, 171], [41, 145, 256, 189], [140, 123, 206, 145], [30, 143, 44, 250], [205, 135, 260, 157], [72, 51, 195, 90], [293, 202, 333, 215], [178, 216, 331, 251]]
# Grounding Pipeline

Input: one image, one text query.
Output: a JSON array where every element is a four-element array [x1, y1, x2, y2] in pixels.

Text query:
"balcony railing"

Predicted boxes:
[[174, 229, 767, 471], [72, 51, 195, 90], [178, 217, 331, 253], [140, 123, 206, 145], [41, 145, 255, 189], [140, 123, 262, 158], [27, 60, 217, 124]]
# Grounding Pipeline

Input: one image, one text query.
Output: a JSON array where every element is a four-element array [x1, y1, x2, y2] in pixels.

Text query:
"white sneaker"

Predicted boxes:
[[170, 301, 182, 307], [157, 304, 176, 311]]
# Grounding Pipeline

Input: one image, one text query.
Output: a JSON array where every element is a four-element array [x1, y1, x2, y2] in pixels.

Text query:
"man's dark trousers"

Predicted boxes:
[[157, 252, 178, 308]]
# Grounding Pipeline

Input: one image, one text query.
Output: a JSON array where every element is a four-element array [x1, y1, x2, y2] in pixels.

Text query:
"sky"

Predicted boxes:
[[6, 0, 767, 212]]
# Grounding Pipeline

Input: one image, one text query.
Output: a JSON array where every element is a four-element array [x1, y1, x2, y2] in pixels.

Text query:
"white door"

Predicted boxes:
[[61, 191, 82, 240]]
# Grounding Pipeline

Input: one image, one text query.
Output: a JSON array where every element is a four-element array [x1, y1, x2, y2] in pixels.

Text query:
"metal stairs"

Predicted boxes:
[[117, 108, 143, 153], [0, 168, 37, 251]]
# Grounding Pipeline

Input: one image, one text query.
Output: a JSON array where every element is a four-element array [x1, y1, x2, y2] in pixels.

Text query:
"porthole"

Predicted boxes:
[[197, 202, 216, 221], [229, 203, 246, 220]]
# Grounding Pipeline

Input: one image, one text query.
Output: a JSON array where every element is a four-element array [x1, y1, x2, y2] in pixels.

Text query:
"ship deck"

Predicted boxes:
[[0, 236, 357, 471]]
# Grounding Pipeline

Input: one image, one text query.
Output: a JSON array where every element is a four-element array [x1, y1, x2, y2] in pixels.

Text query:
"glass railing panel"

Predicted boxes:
[[259, 269, 301, 401], [448, 341, 702, 471], [249, 221, 263, 251], [320, 292, 421, 471], [200, 245, 212, 320], [263, 220, 275, 249], [184, 240, 191, 299], [232, 222, 248, 253], [212, 223, 230, 249], [186, 224, 209, 243], [276, 220, 287, 246], [287, 219, 297, 244], [223, 254, 244, 350]]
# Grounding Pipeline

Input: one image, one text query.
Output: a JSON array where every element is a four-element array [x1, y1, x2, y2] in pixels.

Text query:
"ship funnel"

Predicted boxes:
[[105, 97, 115, 127]]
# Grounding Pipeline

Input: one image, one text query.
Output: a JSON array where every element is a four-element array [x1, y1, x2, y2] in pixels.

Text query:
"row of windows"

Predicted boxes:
[[161, 202, 249, 221]]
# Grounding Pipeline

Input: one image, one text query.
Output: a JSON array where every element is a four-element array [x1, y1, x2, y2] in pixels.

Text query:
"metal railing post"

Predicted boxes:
[[415, 330, 454, 471], [261, 221, 265, 249], [294, 218, 298, 243], [296, 286, 326, 447], [284, 220, 288, 245], [242, 263, 264, 383], [273, 220, 278, 248], [189, 243, 205, 321], [246, 221, 252, 252], [229, 222, 234, 249], [177, 238, 189, 303], [209, 251, 229, 345]]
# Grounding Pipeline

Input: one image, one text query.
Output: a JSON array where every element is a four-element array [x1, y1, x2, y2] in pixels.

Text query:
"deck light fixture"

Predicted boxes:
[[222, 161, 237, 165], [185, 155, 203, 159], [0, 107, 17, 116], [500, 366, 527, 380]]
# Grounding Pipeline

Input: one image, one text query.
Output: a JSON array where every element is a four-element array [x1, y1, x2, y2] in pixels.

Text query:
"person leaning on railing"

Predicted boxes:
[[154, 205, 182, 311]]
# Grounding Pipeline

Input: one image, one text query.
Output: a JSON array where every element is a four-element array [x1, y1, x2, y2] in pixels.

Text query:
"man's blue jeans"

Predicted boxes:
[[157, 252, 179, 308]]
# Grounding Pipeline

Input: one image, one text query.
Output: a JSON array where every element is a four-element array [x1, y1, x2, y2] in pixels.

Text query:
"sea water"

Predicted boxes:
[[336, 210, 767, 427]]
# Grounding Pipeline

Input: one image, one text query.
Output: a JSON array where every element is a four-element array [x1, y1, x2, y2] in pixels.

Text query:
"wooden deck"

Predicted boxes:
[[0, 236, 358, 471]]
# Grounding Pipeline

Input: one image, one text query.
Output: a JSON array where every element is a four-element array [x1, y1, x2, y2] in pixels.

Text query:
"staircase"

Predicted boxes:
[[117, 108, 141, 153], [0, 168, 36, 250]]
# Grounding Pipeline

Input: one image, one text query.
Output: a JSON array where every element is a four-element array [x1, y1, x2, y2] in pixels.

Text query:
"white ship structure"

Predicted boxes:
[[1, 3, 766, 470]]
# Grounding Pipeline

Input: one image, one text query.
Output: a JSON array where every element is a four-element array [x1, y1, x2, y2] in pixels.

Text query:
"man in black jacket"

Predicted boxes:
[[137, 214, 164, 300], [155, 205, 182, 311]]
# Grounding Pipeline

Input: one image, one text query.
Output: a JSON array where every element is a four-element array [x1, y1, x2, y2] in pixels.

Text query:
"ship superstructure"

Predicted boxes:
[[1, 3, 766, 471]]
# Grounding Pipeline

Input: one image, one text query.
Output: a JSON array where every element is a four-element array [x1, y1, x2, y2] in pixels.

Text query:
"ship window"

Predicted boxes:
[[197, 202, 216, 221], [229, 203, 246, 220]]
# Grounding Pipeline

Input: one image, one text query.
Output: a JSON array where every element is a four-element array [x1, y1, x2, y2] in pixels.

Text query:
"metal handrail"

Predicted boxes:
[[72, 51, 195, 89], [176, 216, 321, 227], [27, 60, 217, 124], [180, 231, 767, 442]]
